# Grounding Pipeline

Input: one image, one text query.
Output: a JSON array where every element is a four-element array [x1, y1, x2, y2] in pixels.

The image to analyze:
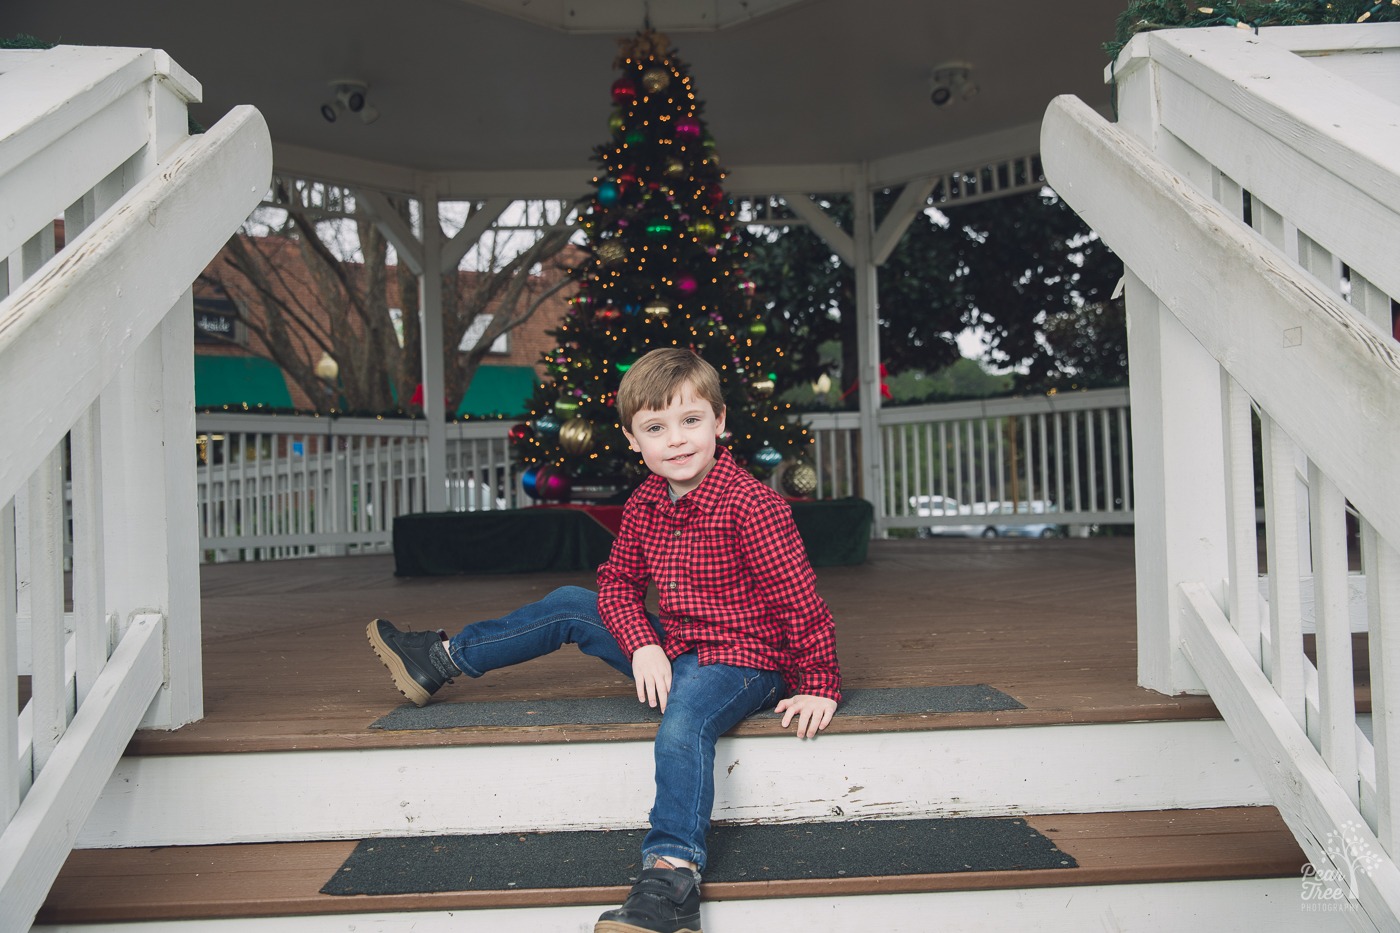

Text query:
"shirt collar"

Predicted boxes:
[[634, 445, 738, 513]]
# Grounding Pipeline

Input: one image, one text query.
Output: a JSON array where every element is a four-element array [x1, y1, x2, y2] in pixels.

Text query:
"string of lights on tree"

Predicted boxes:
[[1106, 0, 1399, 57], [510, 29, 816, 502]]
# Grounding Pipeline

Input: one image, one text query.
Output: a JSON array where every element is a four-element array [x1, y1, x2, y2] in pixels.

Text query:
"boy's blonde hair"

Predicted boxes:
[[617, 348, 725, 432]]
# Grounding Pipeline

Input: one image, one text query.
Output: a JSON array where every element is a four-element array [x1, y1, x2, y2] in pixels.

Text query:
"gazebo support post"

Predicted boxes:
[[418, 184, 449, 512], [852, 178, 884, 522]]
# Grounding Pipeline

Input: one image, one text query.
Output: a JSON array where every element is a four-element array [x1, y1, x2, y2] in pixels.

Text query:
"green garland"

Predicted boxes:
[[1106, 0, 1400, 57]]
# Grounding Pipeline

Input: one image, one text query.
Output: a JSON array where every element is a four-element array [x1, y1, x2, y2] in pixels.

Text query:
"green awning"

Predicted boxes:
[[195, 355, 293, 408], [457, 365, 537, 418]]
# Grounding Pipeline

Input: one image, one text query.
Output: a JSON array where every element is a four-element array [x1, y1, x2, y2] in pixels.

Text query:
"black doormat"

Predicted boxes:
[[321, 817, 1075, 895], [370, 684, 1023, 731]]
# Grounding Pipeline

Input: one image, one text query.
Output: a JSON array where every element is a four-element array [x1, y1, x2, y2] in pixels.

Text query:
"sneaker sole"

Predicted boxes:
[[366, 619, 433, 707], [595, 924, 700, 933]]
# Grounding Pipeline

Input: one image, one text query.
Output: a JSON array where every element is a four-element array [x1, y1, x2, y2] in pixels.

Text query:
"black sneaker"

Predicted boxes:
[[595, 867, 701, 933], [366, 619, 458, 707]]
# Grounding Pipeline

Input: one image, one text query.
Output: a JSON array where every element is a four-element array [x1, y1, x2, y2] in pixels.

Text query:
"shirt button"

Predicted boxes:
[[673, 530, 682, 538], [668, 582, 678, 591]]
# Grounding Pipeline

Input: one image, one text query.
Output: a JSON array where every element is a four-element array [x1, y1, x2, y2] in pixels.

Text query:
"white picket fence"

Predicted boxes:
[[1044, 23, 1400, 929], [0, 47, 269, 930]]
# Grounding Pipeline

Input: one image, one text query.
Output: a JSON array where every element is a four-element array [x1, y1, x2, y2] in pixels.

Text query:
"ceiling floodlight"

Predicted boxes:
[[929, 62, 978, 108], [321, 80, 379, 125]]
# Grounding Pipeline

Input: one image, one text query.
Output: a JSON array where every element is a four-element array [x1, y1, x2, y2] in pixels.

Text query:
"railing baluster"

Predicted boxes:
[[1069, 412, 1082, 513], [70, 406, 108, 705], [1053, 413, 1066, 514], [937, 422, 948, 501], [1099, 410, 1113, 513], [1117, 406, 1132, 513], [1085, 412, 1098, 514], [1260, 413, 1305, 725], [1308, 464, 1357, 804], [1, 499, 18, 823], [1363, 520, 1400, 852], [1221, 376, 1261, 661], [28, 449, 67, 774]]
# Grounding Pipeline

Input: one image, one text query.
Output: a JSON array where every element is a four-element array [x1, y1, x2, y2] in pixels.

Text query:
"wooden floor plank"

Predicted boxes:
[[39, 807, 1307, 923], [128, 538, 1236, 755]]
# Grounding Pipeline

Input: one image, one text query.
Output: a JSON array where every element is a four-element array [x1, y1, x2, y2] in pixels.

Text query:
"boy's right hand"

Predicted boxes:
[[631, 644, 672, 713]]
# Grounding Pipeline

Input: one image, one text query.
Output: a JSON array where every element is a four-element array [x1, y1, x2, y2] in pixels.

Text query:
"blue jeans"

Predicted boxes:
[[444, 585, 784, 870]]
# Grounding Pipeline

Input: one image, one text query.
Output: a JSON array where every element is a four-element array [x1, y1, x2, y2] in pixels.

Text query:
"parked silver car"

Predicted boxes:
[[911, 495, 995, 538], [984, 501, 1066, 538]]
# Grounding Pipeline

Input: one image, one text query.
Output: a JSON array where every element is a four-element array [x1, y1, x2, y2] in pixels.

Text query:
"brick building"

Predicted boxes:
[[193, 232, 575, 416]]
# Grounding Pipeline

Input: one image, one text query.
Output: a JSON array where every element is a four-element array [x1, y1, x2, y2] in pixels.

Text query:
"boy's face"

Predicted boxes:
[[623, 382, 726, 498]]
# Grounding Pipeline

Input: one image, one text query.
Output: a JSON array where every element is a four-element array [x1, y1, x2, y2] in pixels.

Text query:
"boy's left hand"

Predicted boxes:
[[774, 695, 838, 739]]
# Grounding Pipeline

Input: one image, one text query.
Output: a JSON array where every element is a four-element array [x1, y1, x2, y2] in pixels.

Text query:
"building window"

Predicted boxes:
[[459, 314, 509, 354]]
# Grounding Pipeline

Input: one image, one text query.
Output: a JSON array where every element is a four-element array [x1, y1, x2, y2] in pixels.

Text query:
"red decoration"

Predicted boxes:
[[611, 78, 637, 102], [675, 275, 698, 295], [675, 117, 701, 139], [508, 422, 531, 442]]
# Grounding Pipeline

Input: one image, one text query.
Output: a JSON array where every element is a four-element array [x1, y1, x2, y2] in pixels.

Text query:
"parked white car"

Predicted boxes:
[[910, 495, 995, 538]]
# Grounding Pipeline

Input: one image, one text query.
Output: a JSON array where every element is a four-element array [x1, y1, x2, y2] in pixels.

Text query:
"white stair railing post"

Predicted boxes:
[[1109, 50, 1226, 694]]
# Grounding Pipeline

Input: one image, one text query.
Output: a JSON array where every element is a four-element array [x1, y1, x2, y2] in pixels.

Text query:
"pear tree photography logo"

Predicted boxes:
[[1301, 821, 1383, 912]]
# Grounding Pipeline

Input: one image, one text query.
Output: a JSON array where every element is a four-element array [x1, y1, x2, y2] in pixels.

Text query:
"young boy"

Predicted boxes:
[[367, 347, 841, 933]]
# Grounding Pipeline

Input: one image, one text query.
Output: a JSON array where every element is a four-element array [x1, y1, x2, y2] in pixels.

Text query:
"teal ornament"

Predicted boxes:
[[534, 414, 561, 436], [753, 445, 783, 470], [597, 180, 621, 205]]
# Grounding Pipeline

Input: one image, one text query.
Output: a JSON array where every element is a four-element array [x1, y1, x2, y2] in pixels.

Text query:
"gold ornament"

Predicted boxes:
[[559, 417, 595, 456], [614, 29, 671, 67], [752, 377, 775, 399], [596, 241, 626, 265], [642, 68, 671, 93], [781, 462, 819, 498], [645, 300, 672, 319], [664, 159, 685, 177]]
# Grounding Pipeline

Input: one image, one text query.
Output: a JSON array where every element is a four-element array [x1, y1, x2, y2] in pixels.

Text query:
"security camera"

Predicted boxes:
[[929, 62, 977, 108]]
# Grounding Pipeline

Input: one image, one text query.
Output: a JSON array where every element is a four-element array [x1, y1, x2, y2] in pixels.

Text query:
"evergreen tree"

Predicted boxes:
[[513, 30, 809, 500]]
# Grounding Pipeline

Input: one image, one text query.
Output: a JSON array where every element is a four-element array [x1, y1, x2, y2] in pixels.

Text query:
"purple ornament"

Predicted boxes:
[[537, 466, 573, 501], [675, 118, 701, 139], [675, 275, 698, 295]]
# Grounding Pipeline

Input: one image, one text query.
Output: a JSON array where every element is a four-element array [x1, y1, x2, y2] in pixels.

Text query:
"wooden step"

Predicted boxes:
[[40, 808, 1304, 925]]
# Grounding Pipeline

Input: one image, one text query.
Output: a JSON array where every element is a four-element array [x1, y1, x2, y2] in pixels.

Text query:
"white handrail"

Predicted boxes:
[[0, 46, 269, 931], [1044, 22, 1400, 925]]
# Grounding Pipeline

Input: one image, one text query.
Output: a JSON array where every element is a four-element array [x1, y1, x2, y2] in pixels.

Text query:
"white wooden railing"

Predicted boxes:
[[0, 47, 268, 929], [193, 389, 1134, 559], [1044, 23, 1400, 929], [195, 414, 520, 561]]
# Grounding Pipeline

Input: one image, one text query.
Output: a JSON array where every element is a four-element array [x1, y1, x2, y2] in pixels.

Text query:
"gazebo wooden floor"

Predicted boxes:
[[128, 536, 1225, 756]]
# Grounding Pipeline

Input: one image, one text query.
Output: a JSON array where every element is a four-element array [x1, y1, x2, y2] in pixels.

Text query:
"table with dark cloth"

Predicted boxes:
[[392, 498, 872, 576]]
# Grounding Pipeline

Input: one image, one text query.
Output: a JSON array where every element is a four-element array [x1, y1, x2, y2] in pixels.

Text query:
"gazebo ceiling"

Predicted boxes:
[[3, 0, 1125, 196]]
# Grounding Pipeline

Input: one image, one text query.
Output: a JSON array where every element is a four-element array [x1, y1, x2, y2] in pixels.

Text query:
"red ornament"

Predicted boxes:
[[675, 275, 698, 295], [508, 422, 531, 442], [611, 78, 637, 103]]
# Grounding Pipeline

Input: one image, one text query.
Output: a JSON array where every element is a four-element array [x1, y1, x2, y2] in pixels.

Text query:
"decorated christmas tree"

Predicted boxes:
[[512, 29, 812, 501]]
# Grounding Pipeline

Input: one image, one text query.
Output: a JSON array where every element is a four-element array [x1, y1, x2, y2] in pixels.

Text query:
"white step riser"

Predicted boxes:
[[29, 878, 1347, 932], [79, 720, 1267, 848]]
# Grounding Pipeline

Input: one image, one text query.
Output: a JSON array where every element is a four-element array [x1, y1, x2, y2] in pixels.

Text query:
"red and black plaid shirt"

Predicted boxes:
[[597, 447, 841, 701]]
